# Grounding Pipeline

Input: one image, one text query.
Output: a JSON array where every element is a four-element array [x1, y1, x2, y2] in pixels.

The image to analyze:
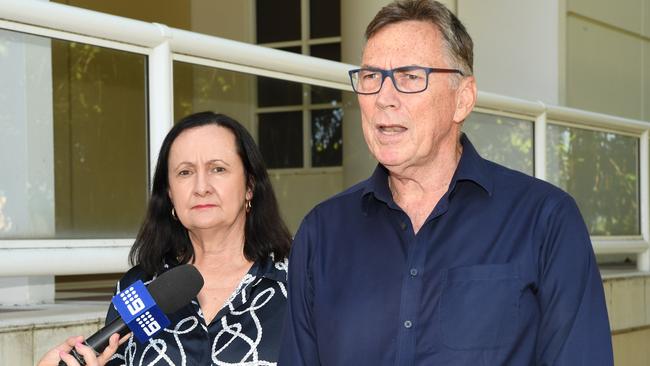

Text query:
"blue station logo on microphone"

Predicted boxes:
[[120, 286, 146, 315], [112, 280, 171, 343], [136, 310, 163, 336]]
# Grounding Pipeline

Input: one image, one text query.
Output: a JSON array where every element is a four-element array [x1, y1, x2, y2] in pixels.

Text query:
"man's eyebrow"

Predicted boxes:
[[359, 64, 420, 69]]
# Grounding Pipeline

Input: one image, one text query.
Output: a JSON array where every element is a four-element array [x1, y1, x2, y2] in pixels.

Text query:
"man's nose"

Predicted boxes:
[[375, 74, 400, 110]]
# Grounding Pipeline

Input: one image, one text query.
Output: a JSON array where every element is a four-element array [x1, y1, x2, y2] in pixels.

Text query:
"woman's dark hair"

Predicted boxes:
[[130, 112, 292, 275]]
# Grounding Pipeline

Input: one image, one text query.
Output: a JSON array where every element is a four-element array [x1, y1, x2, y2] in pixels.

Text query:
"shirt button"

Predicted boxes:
[[410, 268, 418, 277], [400, 222, 407, 230], [404, 320, 412, 329]]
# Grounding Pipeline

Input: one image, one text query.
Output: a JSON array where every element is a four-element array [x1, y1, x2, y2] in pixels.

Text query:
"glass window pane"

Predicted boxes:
[[310, 0, 340, 38], [463, 112, 534, 175], [310, 44, 342, 104], [259, 112, 304, 169], [257, 76, 302, 107], [546, 124, 639, 236], [173, 61, 255, 125], [256, 0, 301, 43], [257, 47, 302, 107], [0, 29, 148, 239], [312, 108, 343, 167]]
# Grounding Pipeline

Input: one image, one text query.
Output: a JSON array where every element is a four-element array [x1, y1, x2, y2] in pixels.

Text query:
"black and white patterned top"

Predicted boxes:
[[106, 256, 288, 366]]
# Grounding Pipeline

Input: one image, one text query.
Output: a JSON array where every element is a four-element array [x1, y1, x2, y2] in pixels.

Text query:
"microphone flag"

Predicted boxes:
[[111, 280, 171, 343]]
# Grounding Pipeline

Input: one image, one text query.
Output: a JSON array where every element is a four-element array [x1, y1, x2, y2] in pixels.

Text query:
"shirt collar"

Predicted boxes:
[[253, 254, 288, 285], [362, 164, 393, 205], [362, 133, 493, 204], [451, 133, 494, 196]]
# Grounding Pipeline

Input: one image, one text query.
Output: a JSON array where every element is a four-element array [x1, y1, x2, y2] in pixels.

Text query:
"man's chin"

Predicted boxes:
[[376, 155, 407, 170]]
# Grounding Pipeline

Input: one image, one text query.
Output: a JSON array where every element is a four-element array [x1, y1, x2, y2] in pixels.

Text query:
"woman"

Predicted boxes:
[[39, 112, 292, 366]]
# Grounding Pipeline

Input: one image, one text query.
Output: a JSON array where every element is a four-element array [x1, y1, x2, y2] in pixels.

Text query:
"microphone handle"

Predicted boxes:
[[58, 317, 130, 366]]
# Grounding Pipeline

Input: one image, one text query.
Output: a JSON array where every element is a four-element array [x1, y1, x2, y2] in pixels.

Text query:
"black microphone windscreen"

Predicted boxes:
[[59, 264, 204, 366], [147, 264, 204, 314]]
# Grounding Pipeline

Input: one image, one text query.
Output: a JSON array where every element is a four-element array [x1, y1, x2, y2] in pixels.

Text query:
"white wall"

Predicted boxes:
[[191, 0, 253, 43], [566, 0, 650, 121], [458, 0, 562, 105]]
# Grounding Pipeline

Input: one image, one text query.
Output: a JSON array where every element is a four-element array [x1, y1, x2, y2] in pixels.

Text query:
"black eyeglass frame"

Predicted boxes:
[[348, 66, 464, 95]]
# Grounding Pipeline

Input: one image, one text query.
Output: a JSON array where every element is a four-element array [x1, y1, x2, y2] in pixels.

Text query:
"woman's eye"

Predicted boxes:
[[178, 170, 192, 176], [212, 166, 225, 173]]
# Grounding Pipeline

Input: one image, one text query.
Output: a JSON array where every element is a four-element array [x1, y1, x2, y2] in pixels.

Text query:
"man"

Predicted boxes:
[[279, 0, 613, 365]]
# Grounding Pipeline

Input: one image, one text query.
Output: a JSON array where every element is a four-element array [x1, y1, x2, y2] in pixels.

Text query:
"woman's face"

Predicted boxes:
[[167, 125, 251, 234]]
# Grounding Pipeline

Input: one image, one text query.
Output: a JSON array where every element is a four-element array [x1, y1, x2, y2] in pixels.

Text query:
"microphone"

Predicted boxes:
[[59, 264, 204, 366]]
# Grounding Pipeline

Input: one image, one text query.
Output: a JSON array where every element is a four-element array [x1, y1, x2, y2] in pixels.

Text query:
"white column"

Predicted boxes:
[[340, 0, 385, 188], [148, 28, 174, 184], [0, 28, 55, 304]]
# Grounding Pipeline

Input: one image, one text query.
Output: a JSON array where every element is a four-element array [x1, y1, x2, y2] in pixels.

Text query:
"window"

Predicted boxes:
[[0, 29, 148, 239], [463, 111, 534, 175], [255, 0, 342, 168], [546, 124, 639, 236]]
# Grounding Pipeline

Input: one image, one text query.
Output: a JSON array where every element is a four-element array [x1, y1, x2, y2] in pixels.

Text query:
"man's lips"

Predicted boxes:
[[377, 124, 407, 134]]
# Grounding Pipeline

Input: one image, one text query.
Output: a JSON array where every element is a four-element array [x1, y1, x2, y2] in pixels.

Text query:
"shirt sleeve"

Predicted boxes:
[[535, 195, 614, 365], [278, 211, 321, 366]]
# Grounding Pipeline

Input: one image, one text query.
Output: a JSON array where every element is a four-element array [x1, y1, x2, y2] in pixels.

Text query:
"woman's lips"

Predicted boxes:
[[192, 204, 217, 209]]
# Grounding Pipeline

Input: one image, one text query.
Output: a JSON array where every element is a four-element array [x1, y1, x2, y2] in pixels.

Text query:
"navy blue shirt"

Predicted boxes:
[[106, 256, 288, 366], [279, 135, 613, 365]]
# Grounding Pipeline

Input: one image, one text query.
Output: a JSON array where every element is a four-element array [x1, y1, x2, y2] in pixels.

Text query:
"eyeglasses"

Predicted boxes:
[[348, 66, 464, 95]]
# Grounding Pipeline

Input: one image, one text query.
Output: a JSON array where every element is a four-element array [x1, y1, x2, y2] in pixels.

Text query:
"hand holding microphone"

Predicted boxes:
[[37, 264, 204, 366], [38, 334, 125, 366]]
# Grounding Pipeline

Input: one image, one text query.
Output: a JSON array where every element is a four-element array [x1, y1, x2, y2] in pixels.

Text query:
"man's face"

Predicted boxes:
[[358, 20, 475, 172]]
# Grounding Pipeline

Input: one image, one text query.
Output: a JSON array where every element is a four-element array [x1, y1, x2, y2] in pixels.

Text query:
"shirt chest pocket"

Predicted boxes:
[[439, 263, 520, 350]]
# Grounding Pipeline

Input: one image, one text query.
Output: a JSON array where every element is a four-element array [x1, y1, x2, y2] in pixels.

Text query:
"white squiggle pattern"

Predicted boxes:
[[278, 282, 287, 298], [140, 339, 175, 366], [274, 258, 288, 275], [166, 316, 199, 366], [108, 262, 287, 366], [212, 287, 276, 365]]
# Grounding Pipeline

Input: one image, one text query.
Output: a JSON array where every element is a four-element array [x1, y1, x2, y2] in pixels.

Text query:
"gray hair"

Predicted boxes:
[[365, 0, 473, 77]]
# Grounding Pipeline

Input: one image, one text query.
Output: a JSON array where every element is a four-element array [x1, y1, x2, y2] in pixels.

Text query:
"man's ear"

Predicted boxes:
[[453, 75, 477, 124]]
